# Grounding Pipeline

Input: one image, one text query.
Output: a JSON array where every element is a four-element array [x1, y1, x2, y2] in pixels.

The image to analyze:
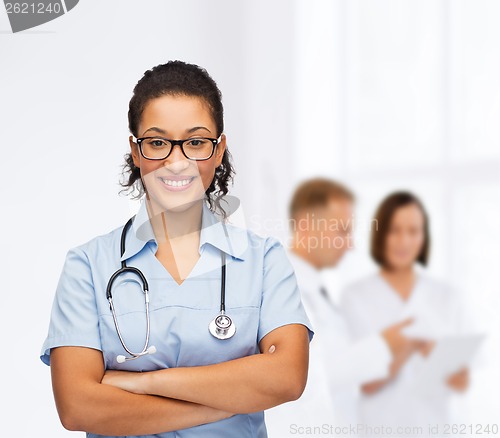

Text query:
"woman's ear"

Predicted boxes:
[[215, 134, 227, 167], [129, 136, 140, 168]]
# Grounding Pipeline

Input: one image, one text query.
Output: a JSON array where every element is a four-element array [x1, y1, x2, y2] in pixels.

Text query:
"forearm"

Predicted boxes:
[[361, 378, 390, 395], [59, 381, 230, 435], [50, 347, 230, 436], [361, 365, 403, 395], [143, 348, 305, 414], [361, 345, 416, 394], [103, 325, 310, 414]]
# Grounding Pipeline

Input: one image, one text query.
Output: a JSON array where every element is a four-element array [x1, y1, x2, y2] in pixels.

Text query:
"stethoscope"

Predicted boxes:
[[106, 215, 236, 364]]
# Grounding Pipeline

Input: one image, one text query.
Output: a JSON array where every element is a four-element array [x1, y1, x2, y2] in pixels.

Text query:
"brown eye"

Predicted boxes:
[[148, 139, 168, 148], [186, 138, 209, 148]]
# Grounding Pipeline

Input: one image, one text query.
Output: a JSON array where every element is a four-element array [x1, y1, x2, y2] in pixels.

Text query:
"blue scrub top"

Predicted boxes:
[[40, 198, 314, 438]]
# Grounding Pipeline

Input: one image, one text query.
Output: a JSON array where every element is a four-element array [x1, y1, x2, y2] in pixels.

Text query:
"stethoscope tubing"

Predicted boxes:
[[107, 213, 235, 363]]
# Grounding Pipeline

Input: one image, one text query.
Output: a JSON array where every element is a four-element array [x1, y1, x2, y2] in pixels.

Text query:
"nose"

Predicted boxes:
[[163, 144, 190, 172]]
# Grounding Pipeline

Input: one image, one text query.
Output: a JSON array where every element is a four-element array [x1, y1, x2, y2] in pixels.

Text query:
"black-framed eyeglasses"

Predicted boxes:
[[135, 135, 222, 161]]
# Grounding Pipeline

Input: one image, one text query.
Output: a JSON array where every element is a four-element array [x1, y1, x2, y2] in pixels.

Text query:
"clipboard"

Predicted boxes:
[[412, 333, 485, 396]]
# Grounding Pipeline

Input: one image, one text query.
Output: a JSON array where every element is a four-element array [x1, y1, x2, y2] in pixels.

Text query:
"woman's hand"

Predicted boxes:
[[416, 340, 435, 358], [102, 370, 149, 395], [446, 367, 469, 392]]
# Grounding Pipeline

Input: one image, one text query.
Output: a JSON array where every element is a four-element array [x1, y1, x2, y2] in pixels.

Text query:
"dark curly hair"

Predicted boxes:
[[119, 60, 235, 219]]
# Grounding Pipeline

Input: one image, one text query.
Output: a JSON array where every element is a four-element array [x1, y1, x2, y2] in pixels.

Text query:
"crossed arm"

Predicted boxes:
[[51, 323, 309, 436]]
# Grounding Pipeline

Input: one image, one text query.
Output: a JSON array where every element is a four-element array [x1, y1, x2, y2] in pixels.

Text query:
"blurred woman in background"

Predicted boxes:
[[341, 191, 469, 431]]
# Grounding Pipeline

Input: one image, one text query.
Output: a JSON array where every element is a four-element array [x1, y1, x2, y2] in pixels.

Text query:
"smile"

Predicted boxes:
[[158, 176, 196, 191]]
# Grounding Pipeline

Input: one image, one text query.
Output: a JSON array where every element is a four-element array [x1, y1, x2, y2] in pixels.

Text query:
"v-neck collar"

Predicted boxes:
[[119, 197, 247, 263], [376, 270, 422, 307]]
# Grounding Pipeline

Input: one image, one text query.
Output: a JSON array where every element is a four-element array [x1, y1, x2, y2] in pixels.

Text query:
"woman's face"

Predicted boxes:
[[129, 94, 226, 213], [384, 203, 426, 270]]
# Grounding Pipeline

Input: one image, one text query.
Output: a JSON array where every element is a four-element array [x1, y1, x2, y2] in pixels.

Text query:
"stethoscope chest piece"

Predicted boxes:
[[208, 250, 235, 340], [209, 313, 236, 340]]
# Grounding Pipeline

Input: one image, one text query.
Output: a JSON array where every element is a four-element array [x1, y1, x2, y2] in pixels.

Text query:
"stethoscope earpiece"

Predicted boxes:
[[116, 345, 157, 364]]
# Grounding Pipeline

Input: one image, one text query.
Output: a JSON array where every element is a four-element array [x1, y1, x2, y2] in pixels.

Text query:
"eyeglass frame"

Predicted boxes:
[[134, 134, 223, 161]]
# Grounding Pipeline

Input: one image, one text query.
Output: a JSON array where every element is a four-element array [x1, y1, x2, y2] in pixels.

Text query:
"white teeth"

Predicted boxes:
[[161, 178, 192, 187]]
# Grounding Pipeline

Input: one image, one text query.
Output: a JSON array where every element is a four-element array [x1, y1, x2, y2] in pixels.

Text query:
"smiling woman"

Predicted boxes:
[[129, 94, 225, 222], [121, 61, 232, 220], [40, 60, 314, 438]]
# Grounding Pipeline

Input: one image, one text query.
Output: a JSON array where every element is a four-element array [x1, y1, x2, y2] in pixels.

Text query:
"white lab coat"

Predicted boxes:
[[340, 270, 468, 431], [265, 251, 392, 437]]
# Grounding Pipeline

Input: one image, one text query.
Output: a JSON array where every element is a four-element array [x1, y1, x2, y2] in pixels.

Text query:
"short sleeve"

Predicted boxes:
[[257, 237, 314, 344], [40, 246, 102, 365]]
